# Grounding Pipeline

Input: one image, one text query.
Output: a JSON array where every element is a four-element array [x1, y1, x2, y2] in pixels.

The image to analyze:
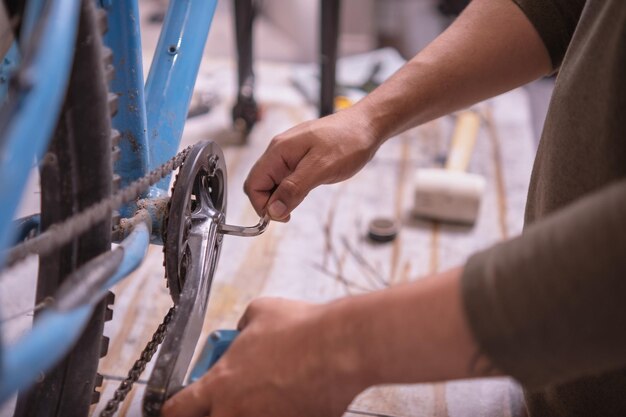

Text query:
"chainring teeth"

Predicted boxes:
[[163, 142, 227, 304]]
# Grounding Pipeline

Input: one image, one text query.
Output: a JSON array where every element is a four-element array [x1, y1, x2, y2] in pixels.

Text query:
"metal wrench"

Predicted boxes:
[[218, 214, 270, 237]]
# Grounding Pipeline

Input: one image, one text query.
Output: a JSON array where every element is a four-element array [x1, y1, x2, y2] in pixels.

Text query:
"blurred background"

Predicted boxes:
[[140, 0, 553, 142]]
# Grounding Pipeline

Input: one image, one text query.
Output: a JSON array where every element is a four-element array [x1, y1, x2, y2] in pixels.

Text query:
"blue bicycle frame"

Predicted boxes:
[[0, 0, 218, 402]]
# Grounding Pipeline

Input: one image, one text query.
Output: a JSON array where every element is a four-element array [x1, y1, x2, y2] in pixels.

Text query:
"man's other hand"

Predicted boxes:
[[161, 298, 363, 417]]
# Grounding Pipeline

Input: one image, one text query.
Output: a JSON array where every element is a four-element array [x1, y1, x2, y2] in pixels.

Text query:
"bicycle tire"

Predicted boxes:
[[14, 1, 115, 416]]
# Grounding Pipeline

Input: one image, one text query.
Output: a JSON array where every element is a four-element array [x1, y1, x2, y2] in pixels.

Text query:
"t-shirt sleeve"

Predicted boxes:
[[461, 178, 626, 390], [511, 0, 586, 68]]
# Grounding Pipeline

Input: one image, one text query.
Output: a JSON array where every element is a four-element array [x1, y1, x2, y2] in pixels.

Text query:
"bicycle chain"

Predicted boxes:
[[3, 145, 193, 268], [98, 306, 175, 417], [6, 144, 194, 415]]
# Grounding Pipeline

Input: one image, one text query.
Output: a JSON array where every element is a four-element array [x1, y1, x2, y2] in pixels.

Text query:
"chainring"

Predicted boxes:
[[164, 141, 227, 303]]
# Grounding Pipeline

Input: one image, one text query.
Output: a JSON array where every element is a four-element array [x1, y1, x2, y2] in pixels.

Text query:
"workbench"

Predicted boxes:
[[93, 60, 536, 417]]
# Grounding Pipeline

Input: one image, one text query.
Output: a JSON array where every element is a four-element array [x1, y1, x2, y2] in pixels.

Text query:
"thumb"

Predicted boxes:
[[265, 169, 318, 221]]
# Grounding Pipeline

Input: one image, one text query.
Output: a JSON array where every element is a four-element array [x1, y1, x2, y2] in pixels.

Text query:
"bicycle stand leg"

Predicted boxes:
[[319, 0, 340, 118], [232, 0, 258, 140]]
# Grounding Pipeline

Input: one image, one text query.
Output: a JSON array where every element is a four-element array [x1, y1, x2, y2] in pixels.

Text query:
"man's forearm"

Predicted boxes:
[[317, 0, 548, 387], [321, 268, 496, 389], [351, 0, 551, 144]]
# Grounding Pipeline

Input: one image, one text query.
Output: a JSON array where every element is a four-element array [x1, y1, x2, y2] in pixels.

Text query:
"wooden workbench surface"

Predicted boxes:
[[93, 61, 537, 417]]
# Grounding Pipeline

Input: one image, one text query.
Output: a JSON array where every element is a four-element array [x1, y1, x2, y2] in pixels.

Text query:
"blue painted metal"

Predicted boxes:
[[0, 43, 20, 104], [102, 0, 151, 216], [0, 0, 80, 263], [105, 220, 150, 287], [145, 0, 218, 191], [0, 0, 222, 394], [188, 329, 239, 383], [19, 0, 47, 48], [0, 305, 93, 403], [0, 220, 150, 401]]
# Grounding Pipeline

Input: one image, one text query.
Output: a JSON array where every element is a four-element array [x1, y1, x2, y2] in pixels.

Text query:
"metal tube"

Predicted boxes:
[[234, 0, 255, 95], [19, 0, 46, 47], [0, 304, 93, 403], [145, 0, 218, 192], [0, 0, 80, 262], [319, 0, 340, 117], [105, 219, 150, 288], [102, 0, 151, 216], [0, 220, 150, 401]]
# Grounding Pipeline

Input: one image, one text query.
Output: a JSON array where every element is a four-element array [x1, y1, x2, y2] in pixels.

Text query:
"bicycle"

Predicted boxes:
[[0, 0, 268, 415]]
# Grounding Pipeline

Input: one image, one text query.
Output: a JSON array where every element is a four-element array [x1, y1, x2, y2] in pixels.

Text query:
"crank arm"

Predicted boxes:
[[218, 214, 269, 237], [144, 141, 272, 415], [143, 208, 223, 416]]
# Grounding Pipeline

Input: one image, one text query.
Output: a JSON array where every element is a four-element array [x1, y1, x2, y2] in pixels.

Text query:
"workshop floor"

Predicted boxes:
[[1, 1, 551, 416]]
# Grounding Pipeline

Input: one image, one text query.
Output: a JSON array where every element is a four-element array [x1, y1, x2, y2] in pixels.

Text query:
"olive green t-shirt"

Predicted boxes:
[[461, 1, 626, 416]]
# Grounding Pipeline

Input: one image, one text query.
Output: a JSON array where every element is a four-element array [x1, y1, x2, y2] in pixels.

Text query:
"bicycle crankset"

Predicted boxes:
[[143, 140, 268, 416], [163, 141, 227, 303]]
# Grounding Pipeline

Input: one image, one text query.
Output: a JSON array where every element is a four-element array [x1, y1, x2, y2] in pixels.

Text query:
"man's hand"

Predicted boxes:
[[162, 269, 491, 417], [161, 298, 365, 417], [243, 109, 380, 221], [242, 0, 550, 222]]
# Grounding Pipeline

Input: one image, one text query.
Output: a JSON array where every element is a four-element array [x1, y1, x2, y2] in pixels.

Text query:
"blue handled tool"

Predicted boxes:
[[188, 329, 239, 383]]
